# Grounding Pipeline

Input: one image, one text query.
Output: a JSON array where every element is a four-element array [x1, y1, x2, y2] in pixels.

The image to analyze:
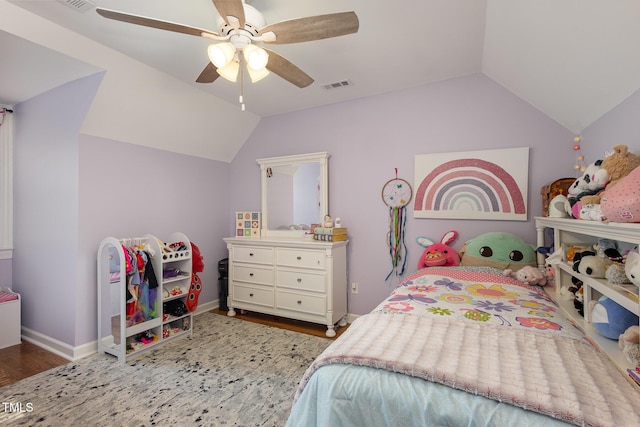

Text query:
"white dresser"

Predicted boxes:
[[223, 237, 348, 337]]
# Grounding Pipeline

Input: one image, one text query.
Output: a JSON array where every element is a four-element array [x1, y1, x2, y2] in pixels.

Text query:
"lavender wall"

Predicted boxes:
[[230, 75, 577, 314], [12, 74, 97, 346], [580, 88, 640, 161], [76, 136, 230, 346], [0, 259, 11, 286], [11, 73, 230, 349]]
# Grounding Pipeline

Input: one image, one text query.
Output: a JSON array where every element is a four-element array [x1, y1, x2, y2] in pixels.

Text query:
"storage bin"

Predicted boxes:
[[0, 288, 21, 349]]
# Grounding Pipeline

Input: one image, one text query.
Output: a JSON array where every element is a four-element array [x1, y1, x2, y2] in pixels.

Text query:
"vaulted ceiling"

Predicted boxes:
[[3, 0, 640, 157]]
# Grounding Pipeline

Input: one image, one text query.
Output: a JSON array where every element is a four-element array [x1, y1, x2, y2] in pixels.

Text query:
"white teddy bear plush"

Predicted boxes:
[[625, 251, 640, 288]]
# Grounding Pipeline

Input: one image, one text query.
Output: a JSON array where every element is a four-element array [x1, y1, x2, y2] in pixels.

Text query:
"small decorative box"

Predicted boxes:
[[236, 212, 261, 238]]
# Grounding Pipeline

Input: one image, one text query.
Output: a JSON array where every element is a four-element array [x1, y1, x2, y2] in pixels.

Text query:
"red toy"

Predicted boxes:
[[417, 231, 460, 269], [186, 242, 204, 312]]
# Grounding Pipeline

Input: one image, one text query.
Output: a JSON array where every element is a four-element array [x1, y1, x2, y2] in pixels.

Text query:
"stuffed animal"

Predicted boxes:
[[572, 250, 612, 279], [565, 159, 607, 218], [548, 194, 571, 218], [594, 238, 624, 261], [625, 251, 640, 287], [416, 231, 460, 269], [619, 326, 640, 366], [601, 164, 640, 222], [581, 145, 640, 207], [459, 232, 536, 272], [590, 296, 640, 340], [503, 265, 548, 286], [606, 263, 630, 284], [571, 250, 610, 316]]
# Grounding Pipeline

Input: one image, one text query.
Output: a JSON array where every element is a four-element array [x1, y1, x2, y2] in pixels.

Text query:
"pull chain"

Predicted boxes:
[[239, 54, 246, 111]]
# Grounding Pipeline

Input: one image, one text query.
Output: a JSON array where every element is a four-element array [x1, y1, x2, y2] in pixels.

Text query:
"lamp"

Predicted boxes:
[[208, 42, 235, 68], [216, 60, 240, 82], [247, 67, 270, 83], [243, 44, 269, 71]]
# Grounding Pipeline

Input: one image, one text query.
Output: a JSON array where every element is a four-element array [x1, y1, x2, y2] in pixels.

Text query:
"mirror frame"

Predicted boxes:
[[257, 152, 329, 238]]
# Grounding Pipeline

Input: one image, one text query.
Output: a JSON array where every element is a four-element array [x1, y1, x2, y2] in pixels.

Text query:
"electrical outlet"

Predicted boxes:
[[351, 282, 358, 294]]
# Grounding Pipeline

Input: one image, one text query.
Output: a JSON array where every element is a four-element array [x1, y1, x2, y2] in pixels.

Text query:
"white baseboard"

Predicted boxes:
[[20, 327, 85, 362], [20, 299, 224, 361]]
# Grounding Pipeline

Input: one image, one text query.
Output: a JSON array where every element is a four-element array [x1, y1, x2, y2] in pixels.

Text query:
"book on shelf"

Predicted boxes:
[[313, 227, 347, 235], [313, 233, 347, 242], [627, 368, 640, 387]]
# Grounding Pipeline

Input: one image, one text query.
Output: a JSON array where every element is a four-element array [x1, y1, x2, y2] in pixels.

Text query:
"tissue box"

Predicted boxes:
[[0, 288, 21, 349]]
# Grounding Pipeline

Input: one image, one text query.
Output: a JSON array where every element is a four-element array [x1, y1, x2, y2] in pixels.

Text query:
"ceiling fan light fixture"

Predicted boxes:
[[243, 44, 269, 71], [247, 66, 270, 83], [208, 42, 236, 68], [217, 60, 240, 82]]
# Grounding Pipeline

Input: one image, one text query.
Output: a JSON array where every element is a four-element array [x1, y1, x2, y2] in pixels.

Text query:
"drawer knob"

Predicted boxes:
[[297, 278, 302, 283], [249, 273, 254, 277], [249, 253, 254, 256], [297, 256, 302, 260], [250, 293, 254, 297], [297, 300, 302, 304]]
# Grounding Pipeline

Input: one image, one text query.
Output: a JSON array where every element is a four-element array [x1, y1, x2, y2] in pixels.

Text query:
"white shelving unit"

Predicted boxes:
[[535, 217, 640, 375], [97, 232, 193, 362]]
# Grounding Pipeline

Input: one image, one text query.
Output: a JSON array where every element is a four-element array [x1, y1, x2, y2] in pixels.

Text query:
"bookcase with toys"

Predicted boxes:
[[535, 217, 640, 383], [97, 232, 193, 362]]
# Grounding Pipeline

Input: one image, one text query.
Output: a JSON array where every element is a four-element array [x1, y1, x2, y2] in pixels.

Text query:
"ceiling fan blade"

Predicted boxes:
[[96, 8, 219, 38], [259, 11, 359, 44], [196, 62, 220, 83], [212, 0, 245, 28], [264, 49, 313, 88]]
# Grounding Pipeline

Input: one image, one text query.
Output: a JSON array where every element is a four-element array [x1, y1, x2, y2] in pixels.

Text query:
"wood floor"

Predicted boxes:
[[0, 309, 347, 388], [0, 340, 68, 388]]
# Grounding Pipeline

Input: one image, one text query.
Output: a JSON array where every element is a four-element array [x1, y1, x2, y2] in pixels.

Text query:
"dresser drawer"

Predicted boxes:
[[232, 284, 274, 308], [232, 246, 274, 264], [276, 290, 326, 315], [232, 265, 274, 286], [276, 248, 325, 270], [276, 270, 325, 293]]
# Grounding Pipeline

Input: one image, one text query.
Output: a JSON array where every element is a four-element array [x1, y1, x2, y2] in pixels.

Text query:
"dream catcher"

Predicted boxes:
[[381, 169, 413, 280]]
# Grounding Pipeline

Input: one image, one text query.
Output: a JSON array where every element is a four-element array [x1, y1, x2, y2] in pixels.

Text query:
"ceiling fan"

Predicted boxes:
[[96, 0, 359, 88]]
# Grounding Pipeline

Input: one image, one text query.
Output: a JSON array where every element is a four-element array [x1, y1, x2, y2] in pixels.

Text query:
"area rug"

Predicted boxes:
[[0, 312, 332, 426]]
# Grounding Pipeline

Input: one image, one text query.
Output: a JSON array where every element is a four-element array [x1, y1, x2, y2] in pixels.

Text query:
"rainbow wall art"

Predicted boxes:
[[414, 147, 528, 220]]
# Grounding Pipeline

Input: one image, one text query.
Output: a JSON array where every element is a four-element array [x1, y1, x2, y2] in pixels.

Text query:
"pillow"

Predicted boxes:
[[601, 166, 640, 222], [459, 232, 536, 272]]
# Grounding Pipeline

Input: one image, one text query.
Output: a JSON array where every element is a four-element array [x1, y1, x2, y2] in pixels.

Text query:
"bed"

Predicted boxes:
[[286, 266, 640, 427]]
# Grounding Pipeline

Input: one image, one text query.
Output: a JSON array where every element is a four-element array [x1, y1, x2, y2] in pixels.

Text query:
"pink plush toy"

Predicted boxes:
[[417, 231, 460, 269], [503, 265, 548, 287]]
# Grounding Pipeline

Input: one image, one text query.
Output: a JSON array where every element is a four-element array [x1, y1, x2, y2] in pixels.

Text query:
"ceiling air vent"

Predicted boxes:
[[321, 80, 353, 90], [58, 0, 95, 13]]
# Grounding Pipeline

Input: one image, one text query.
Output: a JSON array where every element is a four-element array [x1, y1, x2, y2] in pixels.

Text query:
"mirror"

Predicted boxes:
[[257, 152, 329, 237]]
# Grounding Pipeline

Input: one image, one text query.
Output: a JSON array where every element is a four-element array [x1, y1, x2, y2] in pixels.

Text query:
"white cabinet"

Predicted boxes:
[[223, 237, 348, 337], [97, 232, 193, 362], [535, 217, 640, 373]]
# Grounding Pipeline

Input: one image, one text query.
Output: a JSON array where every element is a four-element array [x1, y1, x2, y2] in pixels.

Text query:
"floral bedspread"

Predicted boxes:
[[372, 266, 586, 341]]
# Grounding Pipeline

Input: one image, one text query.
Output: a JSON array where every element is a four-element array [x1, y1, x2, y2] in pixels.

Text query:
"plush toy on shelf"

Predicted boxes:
[[625, 251, 640, 288], [619, 326, 640, 366], [589, 296, 639, 340], [416, 230, 460, 269], [581, 145, 640, 208], [563, 159, 608, 218]]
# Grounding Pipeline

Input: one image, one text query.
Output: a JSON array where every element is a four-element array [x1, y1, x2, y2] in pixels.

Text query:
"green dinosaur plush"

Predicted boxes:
[[459, 232, 537, 272]]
